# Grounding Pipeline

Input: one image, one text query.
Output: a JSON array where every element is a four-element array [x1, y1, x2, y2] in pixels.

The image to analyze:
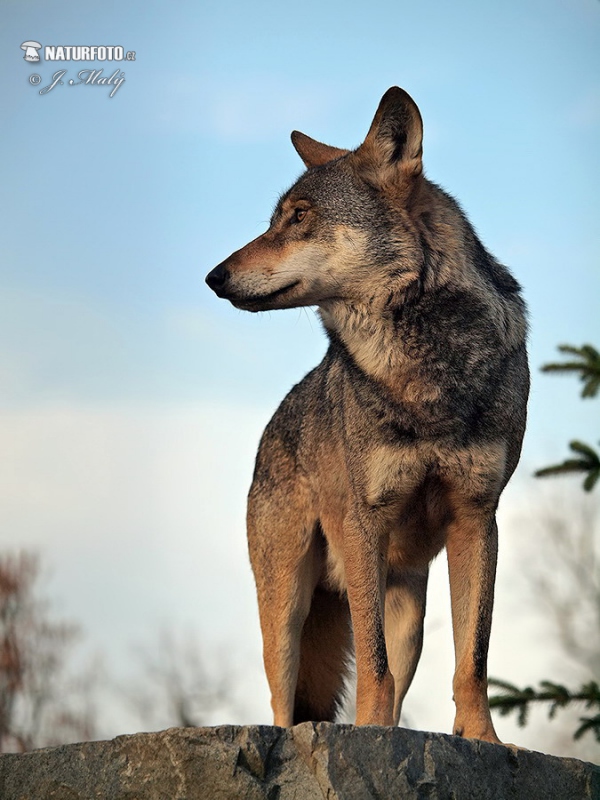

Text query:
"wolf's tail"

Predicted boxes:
[[293, 587, 353, 723]]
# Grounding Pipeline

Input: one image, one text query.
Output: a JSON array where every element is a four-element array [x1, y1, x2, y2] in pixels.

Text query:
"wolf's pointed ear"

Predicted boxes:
[[291, 131, 349, 168], [353, 87, 423, 185]]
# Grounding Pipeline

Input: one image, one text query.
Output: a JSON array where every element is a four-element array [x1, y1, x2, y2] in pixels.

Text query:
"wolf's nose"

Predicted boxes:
[[205, 263, 229, 293]]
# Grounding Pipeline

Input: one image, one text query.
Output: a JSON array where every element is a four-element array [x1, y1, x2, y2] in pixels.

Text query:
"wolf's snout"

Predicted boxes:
[[205, 263, 230, 295]]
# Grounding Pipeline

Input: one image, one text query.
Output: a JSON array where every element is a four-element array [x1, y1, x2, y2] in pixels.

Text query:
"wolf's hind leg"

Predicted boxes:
[[447, 511, 500, 743], [294, 588, 353, 723], [384, 567, 428, 725]]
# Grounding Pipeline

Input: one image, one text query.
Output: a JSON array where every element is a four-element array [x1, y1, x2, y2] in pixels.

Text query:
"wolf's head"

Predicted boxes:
[[206, 87, 429, 312]]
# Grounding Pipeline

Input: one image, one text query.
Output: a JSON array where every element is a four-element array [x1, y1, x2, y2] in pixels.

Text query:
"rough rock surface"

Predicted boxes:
[[0, 723, 598, 800]]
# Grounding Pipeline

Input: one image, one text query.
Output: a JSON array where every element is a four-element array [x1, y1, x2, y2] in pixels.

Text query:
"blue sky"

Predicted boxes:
[[2, 0, 598, 423], [0, 0, 599, 749]]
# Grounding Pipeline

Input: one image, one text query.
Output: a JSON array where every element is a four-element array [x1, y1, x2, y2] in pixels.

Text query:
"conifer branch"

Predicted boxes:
[[536, 344, 600, 491], [540, 344, 600, 399], [488, 679, 600, 741], [535, 440, 600, 492]]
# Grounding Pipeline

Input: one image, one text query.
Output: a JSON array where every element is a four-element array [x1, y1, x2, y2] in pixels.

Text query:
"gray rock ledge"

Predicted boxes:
[[0, 722, 598, 799]]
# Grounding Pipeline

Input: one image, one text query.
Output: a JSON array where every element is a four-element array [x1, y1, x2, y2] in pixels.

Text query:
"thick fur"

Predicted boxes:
[[206, 87, 529, 741]]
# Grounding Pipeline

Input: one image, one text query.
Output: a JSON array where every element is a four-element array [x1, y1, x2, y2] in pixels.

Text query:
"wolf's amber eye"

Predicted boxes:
[[293, 208, 307, 223]]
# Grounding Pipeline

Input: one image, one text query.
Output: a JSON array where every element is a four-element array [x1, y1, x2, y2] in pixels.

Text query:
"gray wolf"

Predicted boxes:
[[205, 87, 529, 742]]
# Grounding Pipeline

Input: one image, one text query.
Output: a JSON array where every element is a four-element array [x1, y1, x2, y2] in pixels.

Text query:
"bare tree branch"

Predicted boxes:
[[128, 628, 243, 730], [0, 551, 98, 752]]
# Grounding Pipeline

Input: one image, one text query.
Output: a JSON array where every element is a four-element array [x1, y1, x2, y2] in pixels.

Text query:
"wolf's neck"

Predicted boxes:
[[318, 299, 440, 402]]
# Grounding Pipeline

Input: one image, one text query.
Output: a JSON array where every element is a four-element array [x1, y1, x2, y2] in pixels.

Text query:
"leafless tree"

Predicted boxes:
[[0, 551, 97, 752], [525, 491, 599, 681], [490, 488, 600, 760], [129, 628, 244, 730]]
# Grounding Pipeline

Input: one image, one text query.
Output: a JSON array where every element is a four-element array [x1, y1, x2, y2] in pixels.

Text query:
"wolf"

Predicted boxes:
[[206, 87, 529, 742]]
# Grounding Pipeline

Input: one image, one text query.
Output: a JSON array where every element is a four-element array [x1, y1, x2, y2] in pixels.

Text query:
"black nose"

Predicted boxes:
[[205, 263, 229, 294]]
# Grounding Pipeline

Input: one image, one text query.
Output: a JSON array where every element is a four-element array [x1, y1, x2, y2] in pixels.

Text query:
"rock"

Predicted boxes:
[[0, 723, 598, 799]]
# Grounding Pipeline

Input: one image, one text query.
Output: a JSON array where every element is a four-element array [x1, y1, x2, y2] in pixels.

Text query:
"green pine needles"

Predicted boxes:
[[535, 345, 600, 492], [489, 679, 600, 742]]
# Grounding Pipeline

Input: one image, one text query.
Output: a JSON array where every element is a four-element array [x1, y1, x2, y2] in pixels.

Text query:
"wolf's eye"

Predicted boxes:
[[292, 208, 307, 224]]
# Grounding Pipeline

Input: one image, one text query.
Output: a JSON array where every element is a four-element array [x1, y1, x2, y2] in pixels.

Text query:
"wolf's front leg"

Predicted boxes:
[[343, 514, 395, 726], [250, 533, 320, 726], [247, 486, 320, 727], [446, 510, 501, 743]]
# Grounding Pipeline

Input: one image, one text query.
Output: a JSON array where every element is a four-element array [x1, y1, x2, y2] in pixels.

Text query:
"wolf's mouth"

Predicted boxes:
[[237, 280, 301, 306]]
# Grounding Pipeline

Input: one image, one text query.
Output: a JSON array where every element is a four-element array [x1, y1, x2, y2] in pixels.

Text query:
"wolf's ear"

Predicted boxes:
[[353, 87, 423, 185], [291, 131, 349, 168]]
